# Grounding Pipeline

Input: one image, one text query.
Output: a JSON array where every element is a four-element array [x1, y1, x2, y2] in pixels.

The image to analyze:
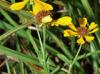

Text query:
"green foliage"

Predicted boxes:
[[0, 0, 100, 74]]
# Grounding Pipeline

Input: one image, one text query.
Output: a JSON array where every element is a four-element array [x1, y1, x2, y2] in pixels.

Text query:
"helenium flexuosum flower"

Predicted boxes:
[[31, 0, 53, 24], [10, 0, 72, 26], [64, 18, 99, 45]]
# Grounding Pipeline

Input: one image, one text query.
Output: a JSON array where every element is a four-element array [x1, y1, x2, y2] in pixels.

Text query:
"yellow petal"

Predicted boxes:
[[33, 0, 53, 15], [89, 22, 97, 31], [77, 37, 85, 45], [79, 18, 87, 27], [10, 0, 29, 10], [85, 35, 94, 42], [63, 29, 77, 37], [89, 28, 99, 34], [68, 23, 77, 31], [52, 16, 72, 26], [42, 15, 52, 23]]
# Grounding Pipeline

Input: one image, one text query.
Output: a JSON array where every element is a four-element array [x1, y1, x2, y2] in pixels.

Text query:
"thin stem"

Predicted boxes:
[[77, 50, 100, 60], [68, 44, 82, 74], [43, 25, 46, 52], [36, 27, 50, 74], [37, 29, 45, 59]]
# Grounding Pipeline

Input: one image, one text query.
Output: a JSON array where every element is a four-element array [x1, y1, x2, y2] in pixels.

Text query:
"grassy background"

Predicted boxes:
[[0, 0, 100, 74]]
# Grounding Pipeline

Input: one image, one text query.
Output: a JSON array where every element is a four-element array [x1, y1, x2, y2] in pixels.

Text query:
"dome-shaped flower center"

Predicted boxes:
[[35, 11, 51, 24], [77, 27, 89, 36]]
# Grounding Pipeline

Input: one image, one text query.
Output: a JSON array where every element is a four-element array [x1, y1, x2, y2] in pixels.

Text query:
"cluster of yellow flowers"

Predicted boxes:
[[10, 0, 71, 25], [10, 0, 99, 45]]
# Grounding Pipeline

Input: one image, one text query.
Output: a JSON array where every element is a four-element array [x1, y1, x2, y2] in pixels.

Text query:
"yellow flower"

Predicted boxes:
[[10, 0, 72, 26], [10, 0, 29, 10], [32, 0, 53, 24], [64, 18, 99, 45]]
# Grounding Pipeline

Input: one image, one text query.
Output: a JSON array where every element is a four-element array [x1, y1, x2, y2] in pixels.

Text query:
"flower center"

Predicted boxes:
[[35, 11, 51, 24], [77, 27, 89, 36]]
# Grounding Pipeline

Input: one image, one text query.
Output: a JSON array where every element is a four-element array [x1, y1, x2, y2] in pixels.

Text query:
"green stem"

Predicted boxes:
[[77, 50, 100, 60], [16, 37, 24, 74], [68, 44, 82, 74], [43, 25, 46, 54], [37, 27, 49, 74], [37, 29, 45, 60]]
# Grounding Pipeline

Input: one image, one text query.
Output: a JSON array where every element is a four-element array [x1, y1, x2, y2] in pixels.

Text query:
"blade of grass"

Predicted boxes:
[[0, 8, 18, 27], [51, 65, 60, 74], [95, 32, 100, 45], [0, 21, 32, 41], [16, 36, 24, 74], [0, 21, 5, 29], [0, 45, 41, 66], [47, 31, 73, 59], [43, 25, 50, 74], [80, 0, 94, 18], [90, 42, 99, 74], [0, 8, 30, 39], [1, 21, 29, 40], [26, 30, 39, 55], [5, 59, 11, 74]]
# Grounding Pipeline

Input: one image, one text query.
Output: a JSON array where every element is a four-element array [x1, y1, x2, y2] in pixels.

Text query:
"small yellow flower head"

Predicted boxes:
[[30, 0, 53, 25], [52, 16, 72, 26], [64, 18, 99, 45], [10, 0, 29, 10]]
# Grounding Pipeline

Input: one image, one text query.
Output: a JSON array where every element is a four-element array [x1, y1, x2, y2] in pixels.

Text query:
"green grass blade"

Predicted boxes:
[[0, 45, 41, 66], [80, 0, 94, 18], [0, 24, 28, 41], [5, 60, 11, 74], [47, 31, 73, 59], [0, 8, 18, 27]]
